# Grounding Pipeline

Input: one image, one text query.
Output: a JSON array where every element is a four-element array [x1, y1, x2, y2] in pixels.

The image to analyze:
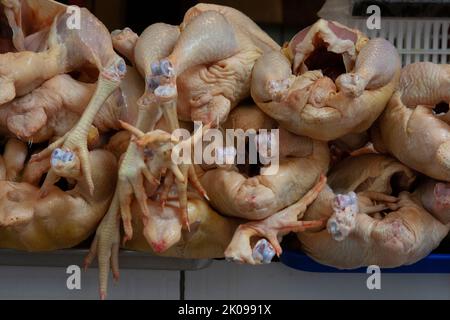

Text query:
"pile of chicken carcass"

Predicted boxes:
[[1, 0, 450, 298]]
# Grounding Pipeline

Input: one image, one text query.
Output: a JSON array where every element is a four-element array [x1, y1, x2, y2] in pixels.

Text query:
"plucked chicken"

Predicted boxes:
[[198, 104, 330, 221], [299, 154, 450, 269], [0, 0, 449, 302], [251, 19, 400, 141], [372, 62, 450, 182], [0, 138, 117, 251]]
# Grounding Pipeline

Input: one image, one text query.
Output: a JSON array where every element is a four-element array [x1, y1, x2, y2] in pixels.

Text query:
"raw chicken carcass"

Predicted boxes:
[[0, 66, 143, 143], [297, 154, 450, 269], [199, 105, 330, 220], [125, 198, 238, 259], [303, 153, 416, 239], [85, 122, 208, 300], [372, 62, 450, 182], [1, 6, 127, 196], [299, 183, 450, 269], [148, 3, 280, 126], [225, 175, 326, 265], [0, 138, 117, 251], [86, 193, 238, 300], [251, 19, 400, 141]]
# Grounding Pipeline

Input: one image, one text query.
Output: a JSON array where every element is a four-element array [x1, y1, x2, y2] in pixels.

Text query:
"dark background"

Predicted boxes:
[[58, 0, 326, 43]]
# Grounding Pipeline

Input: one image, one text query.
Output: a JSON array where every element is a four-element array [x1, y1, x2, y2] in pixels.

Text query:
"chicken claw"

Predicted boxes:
[[225, 175, 327, 265], [85, 192, 121, 301], [31, 57, 127, 196], [118, 142, 159, 243], [121, 121, 208, 231]]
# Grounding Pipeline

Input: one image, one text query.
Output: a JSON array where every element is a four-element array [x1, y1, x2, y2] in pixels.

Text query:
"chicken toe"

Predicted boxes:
[[225, 175, 326, 265]]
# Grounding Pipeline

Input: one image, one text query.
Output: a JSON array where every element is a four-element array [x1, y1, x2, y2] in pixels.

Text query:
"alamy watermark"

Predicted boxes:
[[366, 5, 381, 30], [366, 265, 382, 290], [170, 122, 280, 176], [66, 265, 81, 290]]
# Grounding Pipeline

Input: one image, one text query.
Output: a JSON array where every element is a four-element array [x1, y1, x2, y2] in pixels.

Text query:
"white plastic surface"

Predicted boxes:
[[352, 18, 450, 66], [319, 0, 450, 66]]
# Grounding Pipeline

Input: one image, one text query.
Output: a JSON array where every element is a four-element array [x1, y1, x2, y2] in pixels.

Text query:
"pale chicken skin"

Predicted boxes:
[[0, 67, 143, 143], [251, 19, 400, 141], [125, 198, 239, 260], [4, 6, 128, 197], [372, 62, 450, 182], [300, 185, 450, 269], [0, 139, 117, 251], [298, 154, 450, 269], [145, 3, 280, 126], [198, 104, 330, 221], [3, 1, 448, 302]]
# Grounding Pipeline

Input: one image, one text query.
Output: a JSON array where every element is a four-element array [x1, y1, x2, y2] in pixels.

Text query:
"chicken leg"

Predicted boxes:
[[2, 0, 25, 50], [116, 23, 179, 242], [84, 191, 120, 301], [121, 121, 208, 232], [251, 19, 400, 141], [225, 175, 326, 265], [28, 8, 127, 195], [149, 9, 238, 127]]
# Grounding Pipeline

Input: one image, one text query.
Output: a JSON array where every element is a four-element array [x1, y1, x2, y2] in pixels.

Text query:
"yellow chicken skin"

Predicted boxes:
[[0, 139, 117, 251]]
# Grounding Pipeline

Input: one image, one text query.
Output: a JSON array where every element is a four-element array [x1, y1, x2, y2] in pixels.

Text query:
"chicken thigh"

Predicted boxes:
[[372, 62, 450, 181]]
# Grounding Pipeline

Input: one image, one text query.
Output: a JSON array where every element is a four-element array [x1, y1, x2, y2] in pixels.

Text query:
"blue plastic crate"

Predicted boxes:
[[280, 249, 450, 273]]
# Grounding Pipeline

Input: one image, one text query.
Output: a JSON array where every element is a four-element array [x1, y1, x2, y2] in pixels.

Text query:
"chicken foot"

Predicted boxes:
[[327, 191, 399, 241], [84, 190, 120, 301], [224, 175, 326, 265], [117, 104, 162, 243], [120, 121, 208, 239], [84, 103, 162, 299], [116, 23, 181, 242], [31, 57, 126, 196]]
